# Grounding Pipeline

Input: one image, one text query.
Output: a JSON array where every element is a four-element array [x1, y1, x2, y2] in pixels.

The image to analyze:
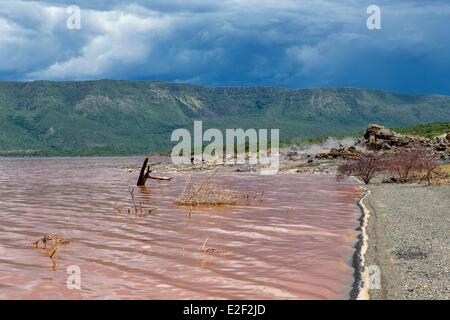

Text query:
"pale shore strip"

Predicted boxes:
[[347, 177, 371, 300], [357, 183, 449, 300], [355, 185, 371, 300]]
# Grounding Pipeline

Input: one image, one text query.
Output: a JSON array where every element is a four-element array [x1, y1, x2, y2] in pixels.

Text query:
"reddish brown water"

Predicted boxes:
[[0, 157, 362, 299]]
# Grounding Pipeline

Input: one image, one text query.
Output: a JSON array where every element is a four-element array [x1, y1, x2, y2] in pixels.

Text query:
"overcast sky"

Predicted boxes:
[[1, 0, 450, 94]]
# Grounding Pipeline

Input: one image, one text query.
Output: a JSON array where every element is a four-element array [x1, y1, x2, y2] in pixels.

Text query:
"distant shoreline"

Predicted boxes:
[[0, 154, 148, 159]]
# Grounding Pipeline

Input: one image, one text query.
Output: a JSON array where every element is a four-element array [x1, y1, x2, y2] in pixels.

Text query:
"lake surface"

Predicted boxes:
[[0, 157, 362, 299]]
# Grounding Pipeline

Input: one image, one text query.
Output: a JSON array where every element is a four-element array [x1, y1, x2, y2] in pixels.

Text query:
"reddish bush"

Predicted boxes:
[[384, 148, 439, 184], [415, 149, 439, 185], [338, 148, 440, 185], [384, 151, 420, 183], [338, 153, 382, 184]]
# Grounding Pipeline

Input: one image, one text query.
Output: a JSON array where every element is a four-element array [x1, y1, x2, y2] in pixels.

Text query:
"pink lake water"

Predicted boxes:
[[0, 157, 362, 299]]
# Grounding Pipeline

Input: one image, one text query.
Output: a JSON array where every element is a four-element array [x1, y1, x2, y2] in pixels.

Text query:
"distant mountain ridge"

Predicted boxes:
[[1, 80, 450, 156]]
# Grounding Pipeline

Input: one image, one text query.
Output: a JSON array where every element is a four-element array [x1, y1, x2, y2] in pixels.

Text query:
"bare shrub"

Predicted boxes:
[[413, 149, 439, 185], [176, 169, 238, 206], [338, 148, 441, 185], [337, 153, 382, 184], [384, 151, 420, 183], [384, 148, 439, 184]]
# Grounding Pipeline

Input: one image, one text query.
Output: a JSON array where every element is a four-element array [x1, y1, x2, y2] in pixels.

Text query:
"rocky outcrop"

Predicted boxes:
[[315, 146, 363, 160], [363, 124, 450, 160]]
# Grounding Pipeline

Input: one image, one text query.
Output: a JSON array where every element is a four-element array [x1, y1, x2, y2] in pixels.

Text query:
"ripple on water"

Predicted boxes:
[[0, 157, 362, 299]]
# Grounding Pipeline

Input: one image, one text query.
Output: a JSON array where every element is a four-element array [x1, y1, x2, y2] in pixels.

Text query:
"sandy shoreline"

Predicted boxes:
[[359, 183, 449, 300]]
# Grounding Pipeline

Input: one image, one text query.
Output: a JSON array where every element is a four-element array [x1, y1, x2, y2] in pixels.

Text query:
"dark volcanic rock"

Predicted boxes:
[[363, 124, 450, 160], [315, 146, 362, 160]]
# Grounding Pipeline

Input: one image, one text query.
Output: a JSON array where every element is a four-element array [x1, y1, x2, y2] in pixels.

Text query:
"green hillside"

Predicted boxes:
[[1, 80, 450, 156], [394, 122, 450, 138]]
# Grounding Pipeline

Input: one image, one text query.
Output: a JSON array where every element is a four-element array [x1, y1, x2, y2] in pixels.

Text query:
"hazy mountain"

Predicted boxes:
[[1, 80, 450, 156]]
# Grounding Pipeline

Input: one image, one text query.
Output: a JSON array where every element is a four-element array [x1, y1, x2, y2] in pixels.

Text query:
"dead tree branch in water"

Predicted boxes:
[[117, 187, 155, 217], [149, 175, 172, 181], [137, 157, 172, 186], [32, 234, 70, 249], [32, 235, 70, 271], [137, 158, 150, 186], [129, 187, 141, 214]]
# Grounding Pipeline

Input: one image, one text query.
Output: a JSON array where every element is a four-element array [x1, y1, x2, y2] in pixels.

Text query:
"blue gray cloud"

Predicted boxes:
[[1, 0, 450, 94]]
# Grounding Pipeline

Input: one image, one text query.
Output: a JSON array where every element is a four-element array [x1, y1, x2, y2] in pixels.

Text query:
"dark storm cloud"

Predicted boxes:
[[1, 0, 450, 94]]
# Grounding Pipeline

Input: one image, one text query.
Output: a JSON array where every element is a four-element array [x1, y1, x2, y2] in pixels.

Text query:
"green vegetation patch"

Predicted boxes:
[[394, 122, 450, 138], [1, 80, 450, 156]]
